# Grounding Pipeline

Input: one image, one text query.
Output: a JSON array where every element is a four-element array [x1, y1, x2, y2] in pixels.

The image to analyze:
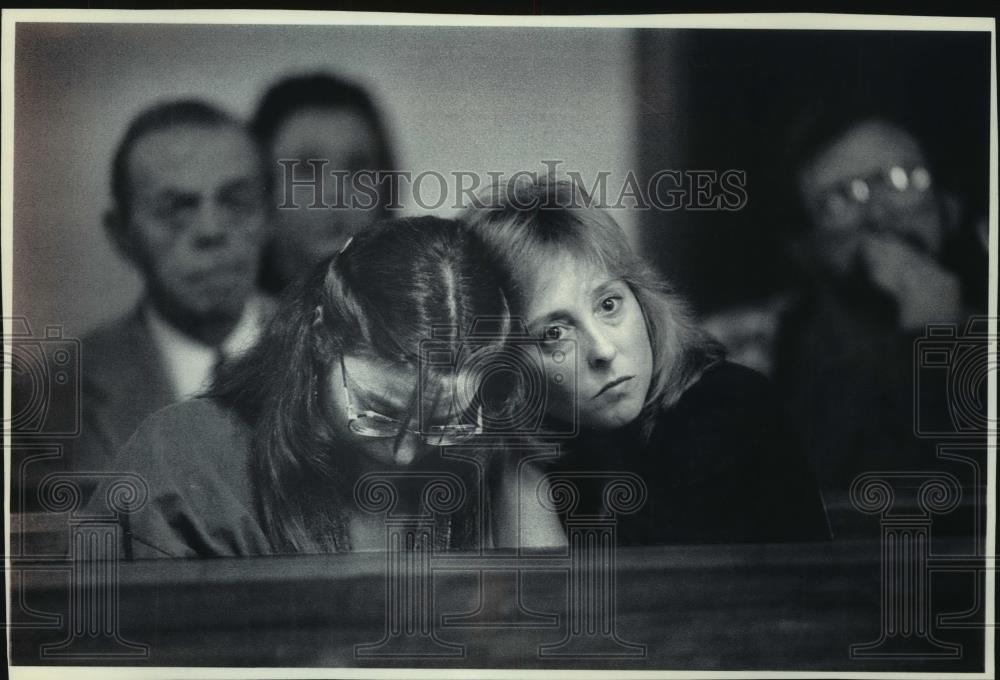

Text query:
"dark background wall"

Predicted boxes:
[[637, 29, 991, 312]]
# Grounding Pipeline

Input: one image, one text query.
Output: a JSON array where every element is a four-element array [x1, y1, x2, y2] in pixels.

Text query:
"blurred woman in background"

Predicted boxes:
[[251, 72, 398, 293]]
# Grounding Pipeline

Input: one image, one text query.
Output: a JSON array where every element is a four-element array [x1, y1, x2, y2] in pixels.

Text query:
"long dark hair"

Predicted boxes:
[[211, 216, 511, 553], [462, 176, 724, 440]]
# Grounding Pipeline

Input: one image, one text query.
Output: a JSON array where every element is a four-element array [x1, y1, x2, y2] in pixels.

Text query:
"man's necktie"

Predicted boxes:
[[207, 348, 226, 393]]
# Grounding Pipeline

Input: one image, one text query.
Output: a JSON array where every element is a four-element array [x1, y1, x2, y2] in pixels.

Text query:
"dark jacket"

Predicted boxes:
[[549, 361, 832, 544]]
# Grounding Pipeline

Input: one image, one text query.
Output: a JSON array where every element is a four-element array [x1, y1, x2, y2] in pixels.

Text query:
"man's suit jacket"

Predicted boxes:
[[74, 305, 177, 471], [74, 297, 277, 471]]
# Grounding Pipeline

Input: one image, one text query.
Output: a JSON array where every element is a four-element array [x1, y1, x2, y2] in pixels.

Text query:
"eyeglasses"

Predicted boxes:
[[338, 355, 483, 446], [814, 164, 933, 228]]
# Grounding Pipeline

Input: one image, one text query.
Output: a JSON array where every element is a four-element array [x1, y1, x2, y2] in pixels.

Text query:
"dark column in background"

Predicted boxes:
[[635, 29, 991, 314]]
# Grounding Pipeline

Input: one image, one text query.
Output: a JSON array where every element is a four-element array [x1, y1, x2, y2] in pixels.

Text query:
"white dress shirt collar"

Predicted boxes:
[[145, 296, 266, 400]]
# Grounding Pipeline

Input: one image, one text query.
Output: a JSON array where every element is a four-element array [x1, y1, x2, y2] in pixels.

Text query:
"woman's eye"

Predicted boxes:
[[598, 295, 623, 314], [541, 326, 565, 342]]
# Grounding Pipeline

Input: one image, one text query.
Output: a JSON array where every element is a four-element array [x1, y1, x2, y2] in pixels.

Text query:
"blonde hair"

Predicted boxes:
[[461, 175, 724, 438]]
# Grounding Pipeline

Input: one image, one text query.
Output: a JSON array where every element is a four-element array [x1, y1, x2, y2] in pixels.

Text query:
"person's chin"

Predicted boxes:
[[194, 279, 254, 307], [176, 297, 247, 328], [583, 408, 640, 432]]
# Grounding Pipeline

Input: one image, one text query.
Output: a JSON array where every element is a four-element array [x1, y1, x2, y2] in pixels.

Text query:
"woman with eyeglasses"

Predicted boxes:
[[108, 216, 566, 557]]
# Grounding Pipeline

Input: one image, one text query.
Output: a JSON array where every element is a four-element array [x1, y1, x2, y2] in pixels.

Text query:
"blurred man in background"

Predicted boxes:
[[773, 111, 988, 488], [702, 107, 987, 492], [76, 99, 271, 469]]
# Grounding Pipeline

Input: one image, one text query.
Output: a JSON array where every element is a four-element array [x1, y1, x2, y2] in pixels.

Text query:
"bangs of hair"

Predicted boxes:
[[472, 198, 638, 306]]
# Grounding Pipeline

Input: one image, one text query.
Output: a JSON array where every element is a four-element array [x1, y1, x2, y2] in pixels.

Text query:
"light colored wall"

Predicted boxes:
[[13, 22, 638, 337]]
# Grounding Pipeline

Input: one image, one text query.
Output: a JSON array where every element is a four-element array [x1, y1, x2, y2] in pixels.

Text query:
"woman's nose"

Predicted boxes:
[[585, 326, 618, 368]]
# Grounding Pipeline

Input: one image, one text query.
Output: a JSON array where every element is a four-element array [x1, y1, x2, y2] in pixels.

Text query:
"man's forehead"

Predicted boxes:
[[129, 124, 260, 189], [803, 120, 927, 193]]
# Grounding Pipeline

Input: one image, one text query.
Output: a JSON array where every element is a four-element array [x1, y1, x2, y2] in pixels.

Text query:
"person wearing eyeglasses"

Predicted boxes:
[[774, 109, 988, 489], [793, 117, 974, 331], [101, 216, 566, 557]]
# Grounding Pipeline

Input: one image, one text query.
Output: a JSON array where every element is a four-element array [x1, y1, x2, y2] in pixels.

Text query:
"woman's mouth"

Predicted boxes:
[[593, 375, 633, 399]]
